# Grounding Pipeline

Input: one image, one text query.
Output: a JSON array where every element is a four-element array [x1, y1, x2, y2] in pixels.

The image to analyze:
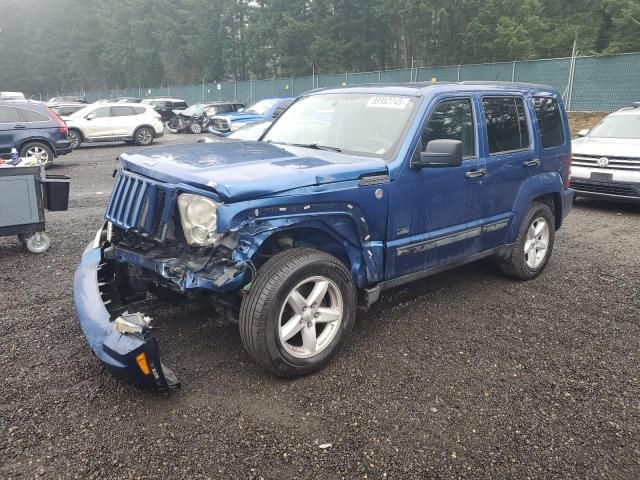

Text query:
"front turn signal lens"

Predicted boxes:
[[135, 352, 151, 375]]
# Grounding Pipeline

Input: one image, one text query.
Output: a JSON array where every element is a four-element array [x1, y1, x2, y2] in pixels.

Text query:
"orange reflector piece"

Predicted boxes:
[[135, 352, 151, 375]]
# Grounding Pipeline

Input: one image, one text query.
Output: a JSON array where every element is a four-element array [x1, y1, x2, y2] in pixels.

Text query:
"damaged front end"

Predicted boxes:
[[74, 228, 180, 391]]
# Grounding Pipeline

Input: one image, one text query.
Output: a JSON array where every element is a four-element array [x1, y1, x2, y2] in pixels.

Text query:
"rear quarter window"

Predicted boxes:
[[132, 107, 146, 115], [19, 108, 50, 122], [533, 97, 564, 148]]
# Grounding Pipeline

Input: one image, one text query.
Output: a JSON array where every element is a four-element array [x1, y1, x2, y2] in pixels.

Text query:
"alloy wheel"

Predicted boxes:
[[278, 276, 343, 359], [137, 129, 153, 145], [524, 217, 550, 269], [69, 131, 80, 148], [25, 146, 49, 165]]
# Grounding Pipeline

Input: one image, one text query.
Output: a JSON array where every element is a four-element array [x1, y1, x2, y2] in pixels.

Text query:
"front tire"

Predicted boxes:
[[498, 202, 555, 280], [68, 130, 82, 149], [240, 248, 356, 377], [189, 122, 203, 134], [134, 127, 155, 146]]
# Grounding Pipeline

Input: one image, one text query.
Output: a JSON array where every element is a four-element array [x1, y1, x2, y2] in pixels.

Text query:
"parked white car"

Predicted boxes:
[[62, 103, 164, 149], [0, 91, 26, 100], [571, 103, 640, 203]]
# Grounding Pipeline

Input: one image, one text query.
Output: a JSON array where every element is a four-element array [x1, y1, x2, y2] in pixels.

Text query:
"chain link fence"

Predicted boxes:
[[60, 52, 640, 112]]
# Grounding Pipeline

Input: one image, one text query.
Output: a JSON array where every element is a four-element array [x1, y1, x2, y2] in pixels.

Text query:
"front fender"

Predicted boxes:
[[225, 204, 384, 288]]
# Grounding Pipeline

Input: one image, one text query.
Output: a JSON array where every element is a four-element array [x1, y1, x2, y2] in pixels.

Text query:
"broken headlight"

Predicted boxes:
[[177, 194, 221, 247]]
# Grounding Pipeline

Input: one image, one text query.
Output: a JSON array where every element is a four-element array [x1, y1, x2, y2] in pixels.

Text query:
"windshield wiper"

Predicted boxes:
[[290, 143, 342, 153]]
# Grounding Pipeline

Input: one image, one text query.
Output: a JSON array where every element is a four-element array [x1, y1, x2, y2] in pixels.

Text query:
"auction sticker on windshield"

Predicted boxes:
[[366, 96, 411, 109]]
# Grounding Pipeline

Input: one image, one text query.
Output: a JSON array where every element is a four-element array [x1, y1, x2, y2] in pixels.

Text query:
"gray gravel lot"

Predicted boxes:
[[1, 134, 639, 479]]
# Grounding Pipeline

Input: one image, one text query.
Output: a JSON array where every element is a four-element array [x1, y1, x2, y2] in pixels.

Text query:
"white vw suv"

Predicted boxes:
[[571, 104, 640, 203], [63, 103, 164, 149]]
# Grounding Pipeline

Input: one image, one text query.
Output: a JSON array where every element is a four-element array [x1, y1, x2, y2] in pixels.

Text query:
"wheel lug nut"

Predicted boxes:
[[314, 312, 320, 318], [302, 307, 307, 312]]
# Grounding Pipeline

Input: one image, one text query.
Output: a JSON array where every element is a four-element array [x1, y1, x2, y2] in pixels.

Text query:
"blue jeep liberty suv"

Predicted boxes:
[[74, 82, 574, 389]]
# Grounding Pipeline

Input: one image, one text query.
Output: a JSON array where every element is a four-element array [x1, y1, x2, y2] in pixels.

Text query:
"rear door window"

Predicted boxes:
[[0, 106, 21, 123], [19, 108, 49, 122], [111, 106, 136, 117], [482, 97, 530, 154], [533, 97, 564, 148], [422, 98, 476, 159]]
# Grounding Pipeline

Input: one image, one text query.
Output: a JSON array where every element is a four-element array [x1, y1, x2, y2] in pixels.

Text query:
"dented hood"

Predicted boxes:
[[120, 141, 388, 201]]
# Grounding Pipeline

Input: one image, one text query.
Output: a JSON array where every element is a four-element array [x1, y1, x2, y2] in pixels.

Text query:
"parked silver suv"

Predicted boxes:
[[571, 104, 640, 202]]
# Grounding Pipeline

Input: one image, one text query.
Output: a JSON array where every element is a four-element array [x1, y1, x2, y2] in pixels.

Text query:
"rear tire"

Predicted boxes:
[[20, 142, 53, 168], [134, 127, 155, 146], [240, 248, 356, 377], [498, 202, 555, 280]]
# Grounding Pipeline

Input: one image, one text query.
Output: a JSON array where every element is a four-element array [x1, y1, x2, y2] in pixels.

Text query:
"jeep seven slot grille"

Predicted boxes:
[[572, 154, 640, 171], [106, 171, 173, 240]]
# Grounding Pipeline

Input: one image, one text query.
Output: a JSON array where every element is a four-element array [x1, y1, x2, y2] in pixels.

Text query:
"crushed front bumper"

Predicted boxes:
[[74, 239, 179, 391]]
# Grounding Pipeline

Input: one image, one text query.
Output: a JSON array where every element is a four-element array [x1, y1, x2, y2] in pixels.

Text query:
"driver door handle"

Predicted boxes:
[[465, 168, 487, 179], [523, 159, 541, 167]]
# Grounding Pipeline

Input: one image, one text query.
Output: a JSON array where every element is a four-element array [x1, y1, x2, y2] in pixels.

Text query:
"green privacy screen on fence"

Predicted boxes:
[[65, 53, 640, 112]]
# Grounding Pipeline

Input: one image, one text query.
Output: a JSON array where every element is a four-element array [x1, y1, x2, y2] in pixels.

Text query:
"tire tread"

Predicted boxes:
[[498, 202, 555, 280], [239, 248, 354, 376]]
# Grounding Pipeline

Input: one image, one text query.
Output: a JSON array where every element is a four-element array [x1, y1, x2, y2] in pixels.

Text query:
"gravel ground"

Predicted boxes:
[[1, 133, 639, 480]]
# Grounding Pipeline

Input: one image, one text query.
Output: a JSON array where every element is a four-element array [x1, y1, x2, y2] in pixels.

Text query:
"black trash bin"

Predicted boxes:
[[42, 175, 71, 211]]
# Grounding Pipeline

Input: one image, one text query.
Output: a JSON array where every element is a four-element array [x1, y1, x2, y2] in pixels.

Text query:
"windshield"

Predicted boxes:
[[182, 103, 206, 116], [246, 99, 278, 115], [263, 93, 418, 160], [67, 105, 94, 118], [589, 114, 640, 139]]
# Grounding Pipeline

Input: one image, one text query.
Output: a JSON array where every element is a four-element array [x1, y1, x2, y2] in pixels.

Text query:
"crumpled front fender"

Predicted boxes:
[[74, 241, 179, 390]]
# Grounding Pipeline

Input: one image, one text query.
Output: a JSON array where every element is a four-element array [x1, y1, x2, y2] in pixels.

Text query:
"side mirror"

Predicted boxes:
[[577, 129, 589, 137], [412, 139, 463, 169], [86, 113, 96, 120]]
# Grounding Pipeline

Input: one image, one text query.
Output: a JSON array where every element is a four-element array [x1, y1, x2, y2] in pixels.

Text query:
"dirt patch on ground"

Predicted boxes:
[[568, 111, 607, 137]]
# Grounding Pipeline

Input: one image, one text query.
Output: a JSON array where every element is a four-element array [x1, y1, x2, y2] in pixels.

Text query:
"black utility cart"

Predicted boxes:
[[0, 165, 70, 254]]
